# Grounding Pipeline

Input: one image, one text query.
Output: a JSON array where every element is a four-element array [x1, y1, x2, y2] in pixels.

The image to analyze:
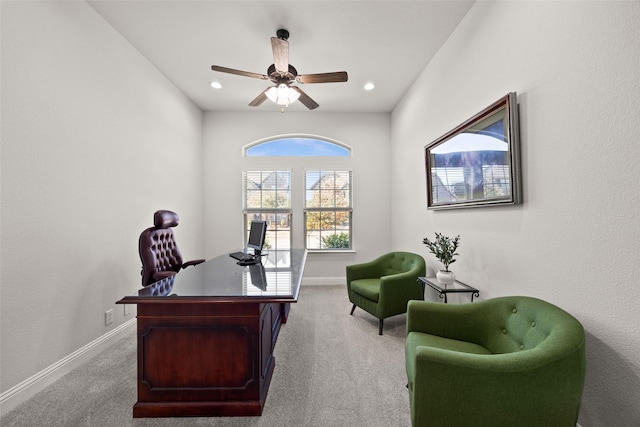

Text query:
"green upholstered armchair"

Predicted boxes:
[[346, 251, 426, 335], [405, 296, 586, 427]]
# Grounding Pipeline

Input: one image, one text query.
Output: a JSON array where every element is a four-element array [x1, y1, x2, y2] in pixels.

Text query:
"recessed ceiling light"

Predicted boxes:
[[364, 82, 375, 91], [210, 81, 222, 89]]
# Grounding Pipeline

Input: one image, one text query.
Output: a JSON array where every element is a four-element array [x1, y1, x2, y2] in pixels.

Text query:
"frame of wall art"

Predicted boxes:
[[425, 92, 522, 210]]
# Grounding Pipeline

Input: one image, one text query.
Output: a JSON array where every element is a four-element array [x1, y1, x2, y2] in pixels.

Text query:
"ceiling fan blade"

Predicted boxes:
[[211, 65, 268, 80], [271, 37, 289, 74], [249, 88, 270, 107], [291, 86, 319, 110], [297, 71, 348, 84]]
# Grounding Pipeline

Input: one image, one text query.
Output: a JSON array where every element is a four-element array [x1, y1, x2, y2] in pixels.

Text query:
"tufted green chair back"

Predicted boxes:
[[378, 252, 424, 276]]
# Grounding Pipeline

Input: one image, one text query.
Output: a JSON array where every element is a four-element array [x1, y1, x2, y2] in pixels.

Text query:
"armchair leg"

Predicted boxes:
[[350, 304, 356, 315], [379, 319, 384, 335]]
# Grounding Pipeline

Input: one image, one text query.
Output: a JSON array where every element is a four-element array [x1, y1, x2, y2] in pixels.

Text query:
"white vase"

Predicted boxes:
[[436, 270, 455, 286]]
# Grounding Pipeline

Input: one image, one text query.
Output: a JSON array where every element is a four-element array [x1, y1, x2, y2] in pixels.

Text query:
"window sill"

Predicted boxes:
[[307, 249, 356, 254]]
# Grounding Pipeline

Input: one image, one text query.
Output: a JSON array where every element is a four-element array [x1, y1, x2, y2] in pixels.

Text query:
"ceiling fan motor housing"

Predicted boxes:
[[276, 29, 289, 40], [267, 64, 297, 81]]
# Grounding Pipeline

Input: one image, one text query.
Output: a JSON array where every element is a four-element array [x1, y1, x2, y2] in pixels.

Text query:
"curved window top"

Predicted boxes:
[[246, 136, 350, 157]]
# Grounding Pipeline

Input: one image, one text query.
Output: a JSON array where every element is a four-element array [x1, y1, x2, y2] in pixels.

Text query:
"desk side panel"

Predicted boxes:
[[133, 302, 277, 416]]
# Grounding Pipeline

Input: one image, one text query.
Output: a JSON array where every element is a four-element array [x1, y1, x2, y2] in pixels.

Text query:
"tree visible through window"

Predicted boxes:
[[305, 170, 352, 250]]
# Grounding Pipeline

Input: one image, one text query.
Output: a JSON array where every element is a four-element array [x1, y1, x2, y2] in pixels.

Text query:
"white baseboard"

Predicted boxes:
[[0, 318, 136, 417], [302, 276, 345, 286]]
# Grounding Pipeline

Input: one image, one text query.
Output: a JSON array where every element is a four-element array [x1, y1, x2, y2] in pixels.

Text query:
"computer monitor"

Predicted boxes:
[[247, 220, 267, 258]]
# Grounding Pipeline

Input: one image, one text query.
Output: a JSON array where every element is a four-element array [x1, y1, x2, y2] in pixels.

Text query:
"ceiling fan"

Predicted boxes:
[[211, 29, 348, 110]]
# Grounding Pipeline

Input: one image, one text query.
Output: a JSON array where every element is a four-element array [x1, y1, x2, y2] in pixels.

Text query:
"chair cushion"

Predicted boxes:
[[350, 278, 381, 302]]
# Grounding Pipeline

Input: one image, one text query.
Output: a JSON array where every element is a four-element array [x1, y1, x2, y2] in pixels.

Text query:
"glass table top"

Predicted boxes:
[[419, 276, 478, 293], [122, 249, 306, 301]]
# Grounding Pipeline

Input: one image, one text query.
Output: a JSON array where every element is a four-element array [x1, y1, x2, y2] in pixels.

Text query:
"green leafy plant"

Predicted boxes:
[[422, 232, 460, 271], [322, 232, 350, 249]]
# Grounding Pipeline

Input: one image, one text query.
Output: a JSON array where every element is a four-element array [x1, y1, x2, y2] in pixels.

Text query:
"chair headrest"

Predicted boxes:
[[153, 210, 179, 228]]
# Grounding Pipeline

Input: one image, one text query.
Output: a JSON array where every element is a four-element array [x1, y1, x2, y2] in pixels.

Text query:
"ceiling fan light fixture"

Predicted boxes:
[[266, 83, 300, 105], [210, 29, 346, 110]]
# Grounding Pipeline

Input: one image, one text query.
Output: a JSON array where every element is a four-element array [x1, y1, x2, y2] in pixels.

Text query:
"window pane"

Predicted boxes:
[[304, 210, 351, 250], [305, 170, 352, 208], [247, 137, 349, 157], [245, 189, 262, 209], [336, 210, 350, 228], [245, 212, 291, 251], [244, 170, 291, 209], [306, 189, 320, 208]]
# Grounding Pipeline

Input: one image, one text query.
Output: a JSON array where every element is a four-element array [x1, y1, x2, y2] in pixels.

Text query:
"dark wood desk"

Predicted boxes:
[[116, 249, 307, 418]]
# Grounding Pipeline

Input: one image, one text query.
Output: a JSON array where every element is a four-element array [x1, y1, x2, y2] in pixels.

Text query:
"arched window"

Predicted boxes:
[[246, 136, 350, 157], [243, 136, 353, 252]]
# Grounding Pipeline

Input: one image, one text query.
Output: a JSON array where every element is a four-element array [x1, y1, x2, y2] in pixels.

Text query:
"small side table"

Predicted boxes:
[[418, 277, 479, 303]]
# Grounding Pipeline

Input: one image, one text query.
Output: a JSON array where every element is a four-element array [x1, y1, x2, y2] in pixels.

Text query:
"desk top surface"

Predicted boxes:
[[118, 249, 307, 303]]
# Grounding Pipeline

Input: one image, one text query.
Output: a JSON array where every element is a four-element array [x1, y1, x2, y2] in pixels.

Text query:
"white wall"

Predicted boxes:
[[391, 2, 640, 426], [202, 111, 391, 283], [0, 1, 203, 395], [3, 2, 639, 425]]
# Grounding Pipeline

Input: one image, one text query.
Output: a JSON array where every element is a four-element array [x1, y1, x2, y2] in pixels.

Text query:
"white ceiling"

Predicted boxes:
[[87, 1, 474, 113]]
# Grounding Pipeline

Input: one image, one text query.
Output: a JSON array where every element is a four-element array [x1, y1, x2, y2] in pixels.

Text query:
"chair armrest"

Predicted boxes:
[[380, 267, 422, 284], [379, 269, 423, 296], [183, 259, 205, 268], [406, 300, 483, 340], [376, 267, 425, 317]]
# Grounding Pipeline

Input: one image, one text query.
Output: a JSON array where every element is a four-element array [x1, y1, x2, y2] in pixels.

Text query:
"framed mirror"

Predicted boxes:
[[425, 92, 521, 210]]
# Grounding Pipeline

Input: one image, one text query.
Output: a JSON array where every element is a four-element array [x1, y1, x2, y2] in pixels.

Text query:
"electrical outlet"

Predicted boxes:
[[123, 304, 131, 316], [105, 309, 114, 325]]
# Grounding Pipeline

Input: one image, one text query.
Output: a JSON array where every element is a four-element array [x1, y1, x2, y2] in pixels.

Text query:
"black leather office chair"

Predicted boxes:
[[139, 210, 205, 286]]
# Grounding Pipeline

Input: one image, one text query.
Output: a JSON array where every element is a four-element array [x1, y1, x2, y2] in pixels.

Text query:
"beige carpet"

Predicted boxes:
[[1, 285, 411, 427]]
